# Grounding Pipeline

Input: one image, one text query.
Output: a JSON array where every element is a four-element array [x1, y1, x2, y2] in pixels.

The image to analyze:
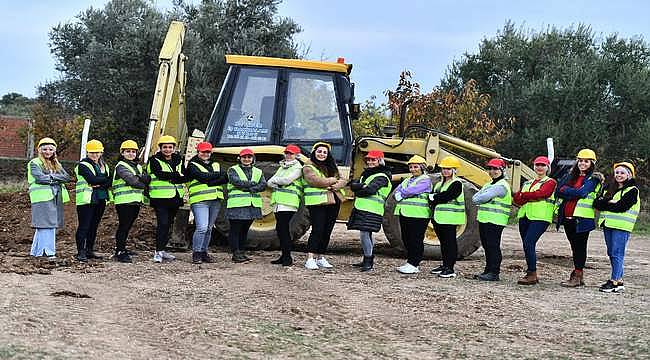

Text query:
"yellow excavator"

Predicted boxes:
[[146, 21, 537, 258]]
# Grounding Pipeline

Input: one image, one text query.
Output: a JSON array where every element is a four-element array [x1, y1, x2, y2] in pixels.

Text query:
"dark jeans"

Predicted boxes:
[[115, 204, 140, 252], [399, 216, 429, 267], [275, 211, 296, 257], [228, 219, 253, 252], [154, 205, 179, 251], [563, 218, 590, 270], [307, 203, 340, 254], [433, 222, 458, 269], [518, 217, 549, 272], [76, 201, 106, 254], [479, 222, 505, 274]]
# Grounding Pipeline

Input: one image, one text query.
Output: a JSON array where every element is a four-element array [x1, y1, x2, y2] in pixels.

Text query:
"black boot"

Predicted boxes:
[[360, 256, 374, 272], [76, 249, 88, 263], [232, 251, 251, 263], [201, 252, 213, 263], [192, 252, 203, 264], [281, 255, 293, 267], [114, 251, 132, 263], [271, 254, 285, 265]]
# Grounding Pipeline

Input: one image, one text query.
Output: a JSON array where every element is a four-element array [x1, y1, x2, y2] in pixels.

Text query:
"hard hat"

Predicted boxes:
[[120, 140, 138, 151], [37, 137, 57, 148], [196, 141, 213, 152], [533, 156, 550, 166], [158, 135, 177, 146], [407, 155, 426, 164], [576, 148, 597, 161], [439, 156, 461, 169], [365, 150, 384, 159], [486, 158, 506, 169], [312, 142, 332, 151], [239, 148, 254, 157], [85, 139, 104, 152], [613, 162, 635, 178], [284, 144, 301, 154]]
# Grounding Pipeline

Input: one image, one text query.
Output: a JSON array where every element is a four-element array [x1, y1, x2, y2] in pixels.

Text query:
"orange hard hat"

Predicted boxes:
[[239, 148, 254, 157], [365, 150, 384, 159]]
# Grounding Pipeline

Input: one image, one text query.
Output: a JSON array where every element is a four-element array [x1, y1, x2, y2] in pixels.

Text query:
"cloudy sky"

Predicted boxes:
[[1, 0, 649, 102]]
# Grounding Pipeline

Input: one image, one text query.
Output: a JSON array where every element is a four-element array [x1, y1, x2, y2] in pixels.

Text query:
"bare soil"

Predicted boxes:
[[1, 190, 649, 359]]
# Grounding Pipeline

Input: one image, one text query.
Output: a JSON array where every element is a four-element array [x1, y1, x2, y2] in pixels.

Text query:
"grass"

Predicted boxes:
[[634, 211, 650, 235], [0, 181, 26, 194], [0, 344, 52, 359]]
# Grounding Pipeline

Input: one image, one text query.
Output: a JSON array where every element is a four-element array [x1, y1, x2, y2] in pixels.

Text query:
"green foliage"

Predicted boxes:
[[0, 93, 35, 117], [351, 96, 390, 138]]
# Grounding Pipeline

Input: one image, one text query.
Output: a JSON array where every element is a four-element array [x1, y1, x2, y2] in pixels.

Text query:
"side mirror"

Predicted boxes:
[[350, 103, 360, 120]]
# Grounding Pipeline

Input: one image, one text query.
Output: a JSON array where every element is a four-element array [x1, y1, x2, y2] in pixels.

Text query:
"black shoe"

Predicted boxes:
[[126, 249, 138, 256], [360, 255, 374, 272], [201, 252, 213, 263], [438, 267, 457, 278], [430, 265, 445, 274], [86, 251, 104, 260], [192, 252, 203, 264], [352, 258, 364, 267], [271, 255, 285, 265], [477, 272, 499, 281], [232, 252, 251, 263], [114, 251, 132, 263], [599, 280, 625, 293], [76, 250, 88, 263]]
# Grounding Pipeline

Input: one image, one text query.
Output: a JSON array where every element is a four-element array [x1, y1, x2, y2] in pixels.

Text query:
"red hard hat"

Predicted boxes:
[[284, 144, 301, 154], [365, 150, 384, 159], [196, 142, 213, 152], [239, 148, 254, 157], [486, 158, 506, 168], [533, 156, 550, 166]]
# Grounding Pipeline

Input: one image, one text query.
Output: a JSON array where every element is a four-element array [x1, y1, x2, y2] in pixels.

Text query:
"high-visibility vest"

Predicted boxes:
[[600, 186, 640, 232], [270, 164, 303, 208], [303, 164, 345, 206], [147, 158, 185, 199], [112, 161, 144, 205], [186, 161, 224, 205], [353, 172, 391, 216], [394, 175, 432, 219], [432, 178, 466, 225], [75, 161, 111, 205], [27, 158, 70, 204], [517, 176, 556, 222], [227, 165, 263, 209], [476, 178, 512, 226], [570, 179, 601, 219]]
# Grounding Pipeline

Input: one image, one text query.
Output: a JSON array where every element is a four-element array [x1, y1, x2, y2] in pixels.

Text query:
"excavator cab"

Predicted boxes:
[[205, 55, 358, 164]]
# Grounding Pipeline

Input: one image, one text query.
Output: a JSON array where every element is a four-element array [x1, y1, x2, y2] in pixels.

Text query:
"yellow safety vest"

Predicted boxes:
[[227, 165, 263, 209], [517, 176, 556, 222], [394, 175, 432, 219], [476, 178, 512, 226], [571, 179, 601, 219], [187, 161, 224, 205], [302, 164, 344, 206], [432, 178, 466, 225], [353, 172, 392, 216], [75, 161, 112, 205], [112, 161, 144, 205], [147, 158, 185, 199], [26, 158, 70, 204], [600, 186, 640, 232], [270, 164, 303, 208]]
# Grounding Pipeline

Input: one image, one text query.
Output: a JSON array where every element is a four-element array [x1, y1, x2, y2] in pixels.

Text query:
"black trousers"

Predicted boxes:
[[229, 219, 253, 252], [433, 222, 458, 269], [76, 201, 106, 254], [115, 204, 140, 252], [275, 211, 296, 256], [479, 222, 505, 274], [154, 205, 179, 251], [563, 218, 590, 270], [399, 216, 429, 267], [307, 202, 340, 254]]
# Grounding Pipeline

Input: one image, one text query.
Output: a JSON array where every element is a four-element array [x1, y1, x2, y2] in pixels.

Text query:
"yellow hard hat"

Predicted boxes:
[[312, 141, 332, 151], [439, 156, 461, 169], [120, 140, 139, 151], [85, 139, 104, 152], [407, 155, 426, 164], [158, 135, 177, 146], [576, 148, 597, 161], [37, 137, 57, 148], [613, 162, 635, 178]]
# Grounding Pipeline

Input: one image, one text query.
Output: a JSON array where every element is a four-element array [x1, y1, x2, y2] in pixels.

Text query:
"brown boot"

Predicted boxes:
[[560, 270, 584, 287], [517, 271, 538, 285]]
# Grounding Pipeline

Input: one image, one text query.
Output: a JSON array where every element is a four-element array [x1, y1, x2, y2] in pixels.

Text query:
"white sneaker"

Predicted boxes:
[[153, 251, 163, 263], [397, 263, 420, 274], [160, 251, 176, 260], [316, 257, 334, 268], [305, 258, 319, 270]]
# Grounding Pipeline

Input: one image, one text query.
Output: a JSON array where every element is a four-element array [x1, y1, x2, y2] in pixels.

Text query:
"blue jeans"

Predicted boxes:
[[31, 228, 56, 256], [603, 227, 630, 281], [518, 217, 550, 272], [191, 200, 222, 252]]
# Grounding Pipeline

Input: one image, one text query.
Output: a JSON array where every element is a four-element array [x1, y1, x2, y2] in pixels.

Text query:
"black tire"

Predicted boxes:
[[382, 175, 481, 259]]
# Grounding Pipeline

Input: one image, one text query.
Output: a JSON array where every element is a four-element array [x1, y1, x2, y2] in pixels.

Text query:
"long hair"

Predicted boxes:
[[568, 160, 595, 181], [37, 148, 63, 172], [310, 147, 339, 177]]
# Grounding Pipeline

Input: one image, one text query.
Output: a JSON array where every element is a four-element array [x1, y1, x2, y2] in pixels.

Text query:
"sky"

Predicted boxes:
[[1, 0, 650, 103]]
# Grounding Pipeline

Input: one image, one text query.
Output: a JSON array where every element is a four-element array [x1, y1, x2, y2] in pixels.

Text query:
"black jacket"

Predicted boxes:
[[593, 179, 639, 213], [347, 166, 392, 232], [148, 152, 186, 208], [186, 155, 228, 187], [77, 158, 111, 204]]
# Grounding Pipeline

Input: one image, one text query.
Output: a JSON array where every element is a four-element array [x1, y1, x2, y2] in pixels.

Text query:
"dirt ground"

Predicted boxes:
[[1, 190, 649, 359]]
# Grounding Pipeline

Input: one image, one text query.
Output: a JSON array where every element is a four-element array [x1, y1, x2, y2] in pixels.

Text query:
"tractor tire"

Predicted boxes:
[[382, 176, 481, 259]]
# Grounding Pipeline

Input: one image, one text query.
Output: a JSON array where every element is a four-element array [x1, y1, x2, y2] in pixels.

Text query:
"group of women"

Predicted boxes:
[[27, 137, 640, 293]]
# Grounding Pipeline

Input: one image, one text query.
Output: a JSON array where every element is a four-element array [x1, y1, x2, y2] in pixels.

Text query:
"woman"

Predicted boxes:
[[555, 149, 602, 287], [148, 135, 186, 263], [393, 155, 432, 274], [75, 139, 111, 262], [347, 150, 392, 272], [112, 140, 150, 263], [27, 137, 71, 261], [302, 142, 347, 270], [513, 156, 557, 285], [226, 148, 267, 263], [186, 141, 228, 264], [429, 156, 465, 278], [267, 144, 303, 266], [593, 162, 640, 293], [471, 158, 511, 281]]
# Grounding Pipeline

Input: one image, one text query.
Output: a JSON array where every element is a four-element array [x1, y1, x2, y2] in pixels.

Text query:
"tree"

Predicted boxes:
[[351, 96, 391, 138], [0, 93, 35, 117], [31, 101, 83, 158]]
